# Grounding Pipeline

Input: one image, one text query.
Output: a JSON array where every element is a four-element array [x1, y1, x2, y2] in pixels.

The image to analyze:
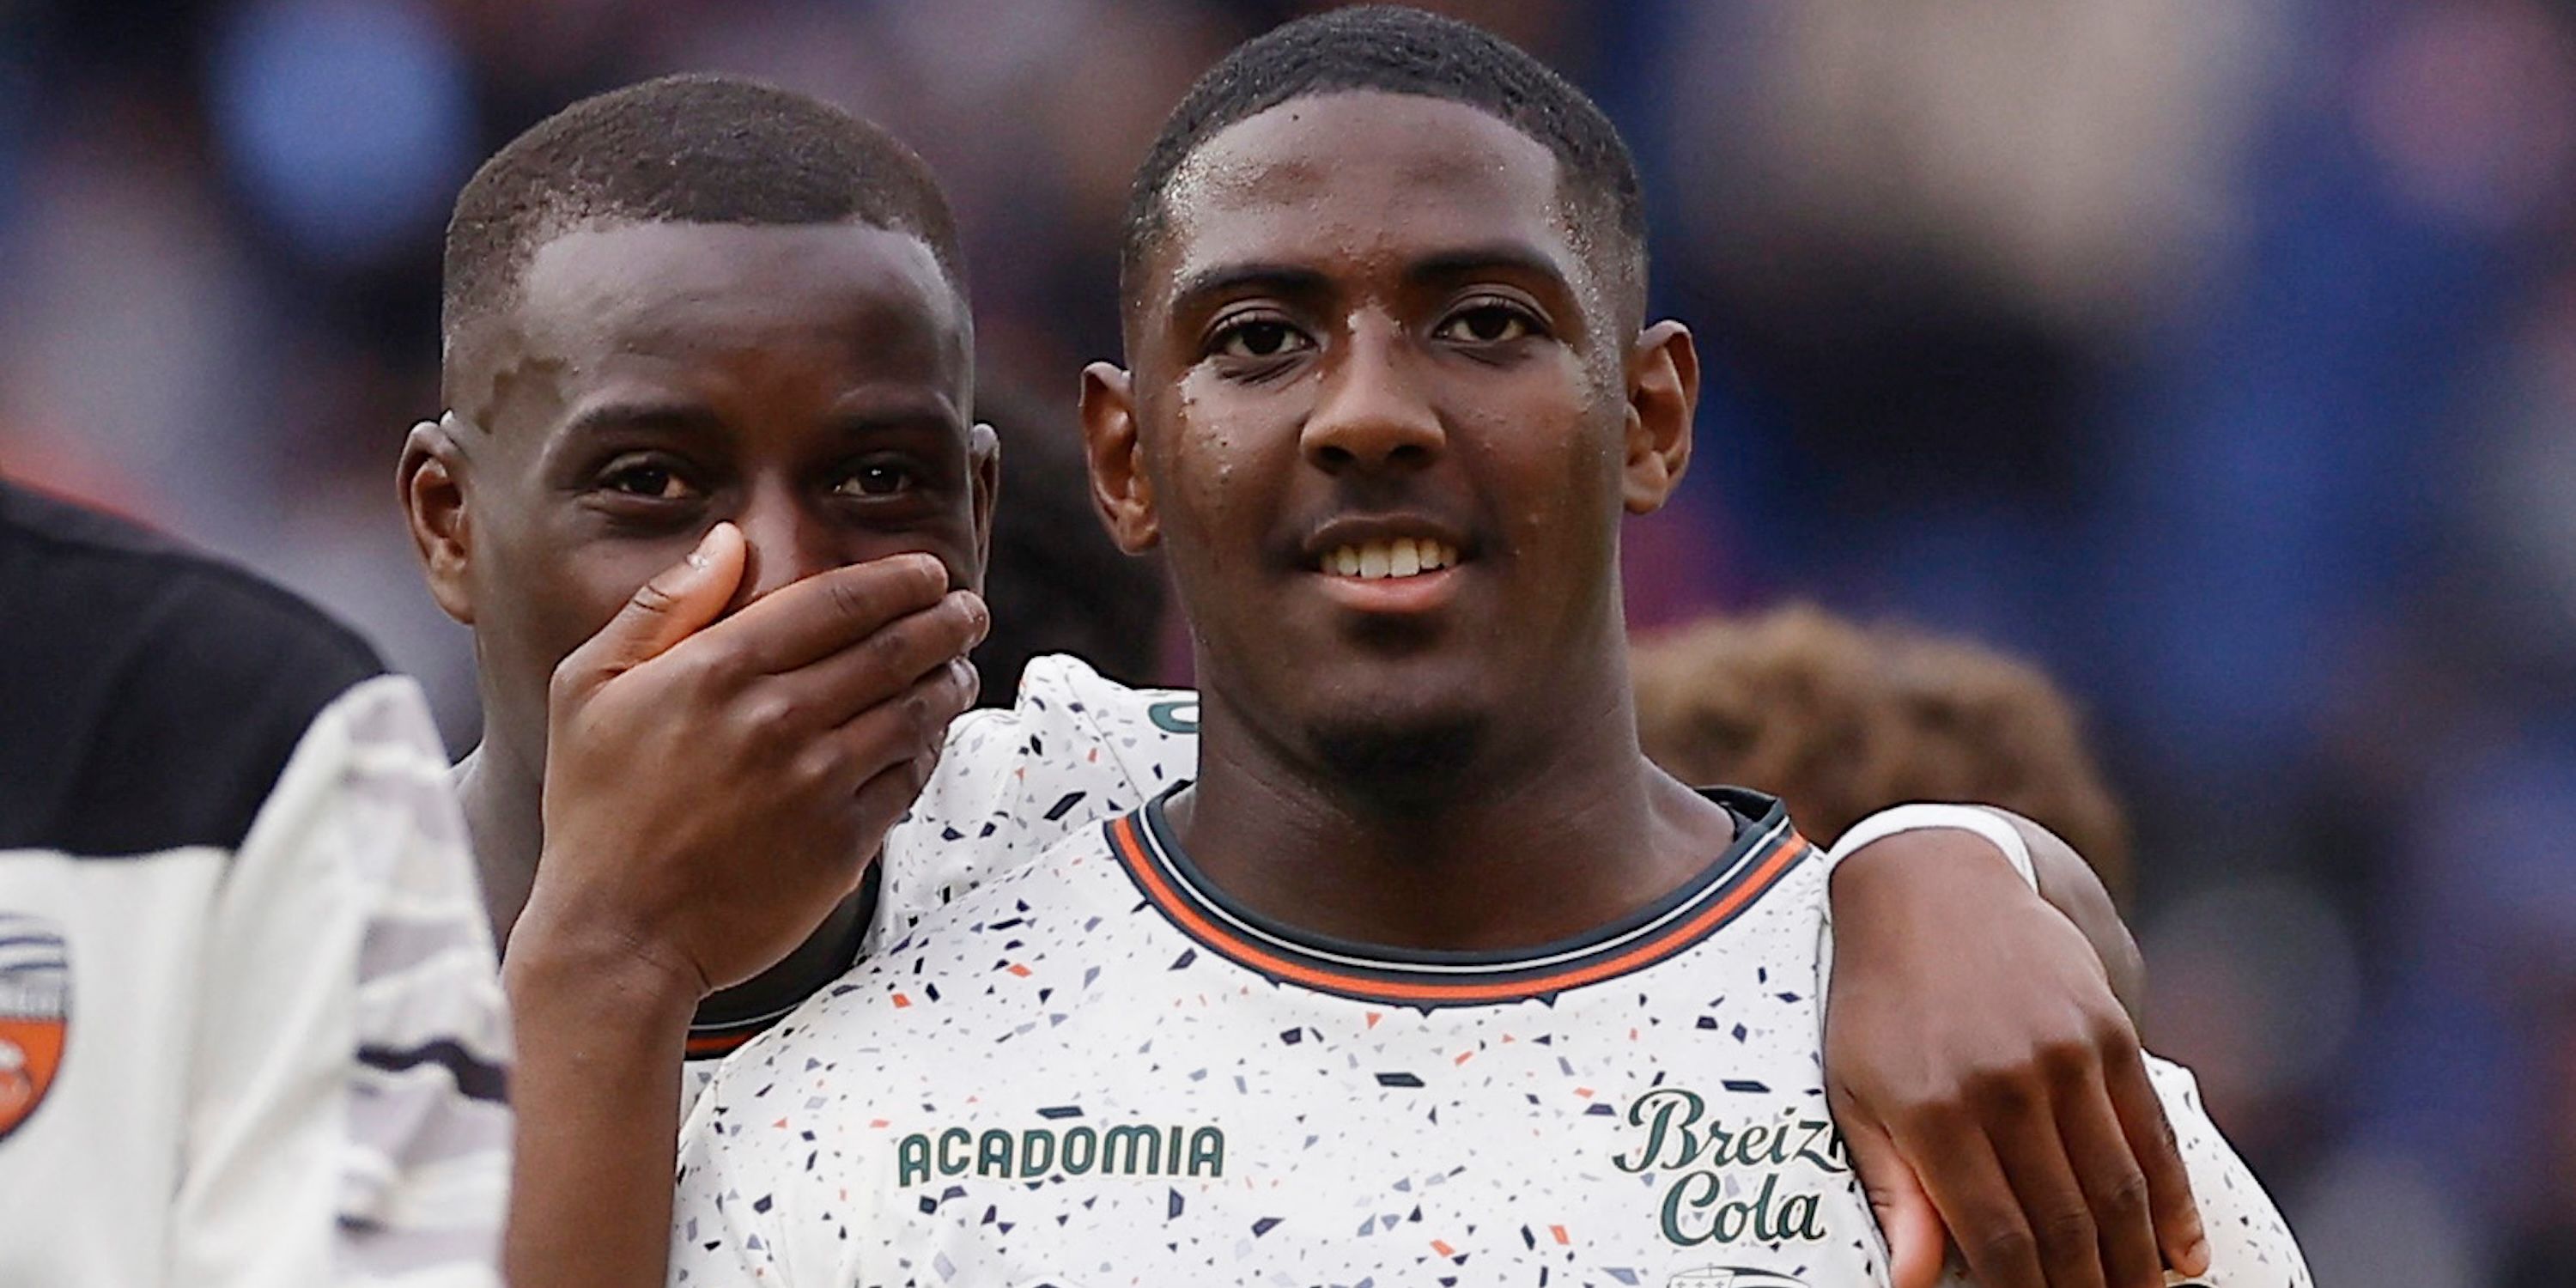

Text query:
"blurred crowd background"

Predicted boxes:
[[1, 0, 2570, 1281]]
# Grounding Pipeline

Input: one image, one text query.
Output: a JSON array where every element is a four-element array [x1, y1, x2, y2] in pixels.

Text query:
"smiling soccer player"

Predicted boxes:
[[417, 59, 2224, 1288], [666, 10, 2307, 1287]]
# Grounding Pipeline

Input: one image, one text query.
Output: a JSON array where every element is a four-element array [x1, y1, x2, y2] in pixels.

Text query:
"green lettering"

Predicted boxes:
[[977, 1129, 1015, 1178], [1061, 1127, 1097, 1175], [1102, 1124, 1163, 1175], [1619, 1089, 1706, 1172], [1018, 1129, 1057, 1177], [1733, 1121, 1771, 1167], [1660, 1170, 1722, 1245], [1187, 1127, 1225, 1177], [1741, 1172, 1782, 1241], [897, 1133, 932, 1188], [1794, 1120, 1850, 1173], [1713, 1189, 1751, 1243], [938, 1127, 973, 1176], [1780, 1189, 1825, 1241]]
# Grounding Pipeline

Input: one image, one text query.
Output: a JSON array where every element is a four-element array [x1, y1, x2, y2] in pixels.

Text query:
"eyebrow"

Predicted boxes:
[[557, 400, 727, 442], [554, 398, 962, 456], [1167, 244, 1580, 318], [1167, 261, 1334, 317], [1403, 242, 1576, 295], [823, 389, 966, 438]]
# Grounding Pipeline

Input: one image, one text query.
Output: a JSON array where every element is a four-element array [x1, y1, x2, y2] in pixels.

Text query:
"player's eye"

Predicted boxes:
[[597, 458, 700, 502], [1209, 316, 1314, 361], [1434, 301, 1539, 345], [834, 460, 919, 499]]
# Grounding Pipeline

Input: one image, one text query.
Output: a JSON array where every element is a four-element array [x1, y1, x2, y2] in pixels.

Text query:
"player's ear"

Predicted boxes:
[[1079, 361, 1160, 554], [967, 421, 1000, 591], [400, 413, 477, 625], [1620, 319, 1699, 516]]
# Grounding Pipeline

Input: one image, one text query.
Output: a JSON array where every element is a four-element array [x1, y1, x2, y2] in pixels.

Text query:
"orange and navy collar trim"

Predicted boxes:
[[684, 861, 881, 1060], [684, 1014, 781, 1059], [1108, 787, 1812, 1009]]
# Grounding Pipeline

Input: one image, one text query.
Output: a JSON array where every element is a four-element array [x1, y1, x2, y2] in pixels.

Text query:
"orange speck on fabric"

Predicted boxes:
[[1365, 1012, 1382, 1029], [890, 993, 912, 1008], [1550, 1224, 1571, 1245], [1574, 1087, 1594, 1099], [1431, 1239, 1455, 1257], [772, 1117, 788, 1129], [1454, 1050, 1474, 1066], [1005, 963, 1031, 977], [868, 1120, 889, 1129]]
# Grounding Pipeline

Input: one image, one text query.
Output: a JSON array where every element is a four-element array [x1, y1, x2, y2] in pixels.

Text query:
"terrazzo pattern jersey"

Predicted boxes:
[[671, 708, 2310, 1287], [678, 655, 1199, 1111]]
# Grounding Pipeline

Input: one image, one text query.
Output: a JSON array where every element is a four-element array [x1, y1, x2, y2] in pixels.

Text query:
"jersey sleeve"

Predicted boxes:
[[2140, 1055, 2312, 1287], [878, 653, 1197, 934], [170, 676, 510, 1288], [669, 1078, 809, 1288]]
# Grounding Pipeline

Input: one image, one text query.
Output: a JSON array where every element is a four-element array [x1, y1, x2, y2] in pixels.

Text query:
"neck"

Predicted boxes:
[[456, 735, 867, 1029], [455, 741, 542, 948], [1170, 660, 1735, 953]]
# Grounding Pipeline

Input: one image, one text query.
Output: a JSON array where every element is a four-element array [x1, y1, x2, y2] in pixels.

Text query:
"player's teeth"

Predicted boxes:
[[1321, 540, 1461, 578]]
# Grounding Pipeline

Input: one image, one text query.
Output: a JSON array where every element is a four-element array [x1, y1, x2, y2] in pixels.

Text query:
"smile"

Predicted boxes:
[[1318, 538, 1460, 580]]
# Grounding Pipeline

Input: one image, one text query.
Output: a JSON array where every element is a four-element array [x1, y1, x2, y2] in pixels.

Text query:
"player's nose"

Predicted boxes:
[[727, 484, 840, 611], [1301, 318, 1443, 475]]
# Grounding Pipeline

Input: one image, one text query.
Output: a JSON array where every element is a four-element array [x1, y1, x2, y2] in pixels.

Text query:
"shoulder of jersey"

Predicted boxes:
[[754, 821, 1125, 1056], [1007, 653, 1198, 781], [0, 481, 387, 855]]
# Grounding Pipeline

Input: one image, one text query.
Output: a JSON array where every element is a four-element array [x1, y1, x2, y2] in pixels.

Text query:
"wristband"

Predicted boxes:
[[1824, 803, 2040, 895]]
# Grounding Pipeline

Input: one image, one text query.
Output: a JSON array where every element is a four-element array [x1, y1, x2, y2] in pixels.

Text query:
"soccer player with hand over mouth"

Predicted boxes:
[[410, 50, 2239, 1288]]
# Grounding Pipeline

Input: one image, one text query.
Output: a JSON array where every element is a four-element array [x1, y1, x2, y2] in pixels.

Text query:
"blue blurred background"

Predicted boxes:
[[1, 1, 2568, 1280]]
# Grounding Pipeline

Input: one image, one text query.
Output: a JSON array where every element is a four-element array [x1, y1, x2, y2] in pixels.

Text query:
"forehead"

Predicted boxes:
[[1149, 91, 1588, 306], [508, 219, 969, 395]]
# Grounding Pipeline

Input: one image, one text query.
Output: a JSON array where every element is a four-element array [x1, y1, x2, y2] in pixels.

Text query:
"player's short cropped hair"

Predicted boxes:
[[442, 74, 964, 357], [1121, 5, 1647, 320], [1631, 605, 2133, 902]]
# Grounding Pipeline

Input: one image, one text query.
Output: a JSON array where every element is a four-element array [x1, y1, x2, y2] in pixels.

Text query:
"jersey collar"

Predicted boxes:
[[1108, 785, 1812, 1009]]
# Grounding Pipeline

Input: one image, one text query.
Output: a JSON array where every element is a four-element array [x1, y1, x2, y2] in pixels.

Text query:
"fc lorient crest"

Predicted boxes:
[[0, 913, 69, 1143]]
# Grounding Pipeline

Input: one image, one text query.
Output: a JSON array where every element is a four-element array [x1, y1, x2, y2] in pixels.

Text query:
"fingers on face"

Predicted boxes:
[[770, 593, 987, 732], [822, 656, 980, 796], [845, 677, 968, 840], [555, 526, 750, 698], [723, 553, 957, 673]]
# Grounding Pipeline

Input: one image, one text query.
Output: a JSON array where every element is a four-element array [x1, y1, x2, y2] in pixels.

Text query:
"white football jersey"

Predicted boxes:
[[670, 787, 2308, 1286], [677, 656, 1197, 1106], [1, 483, 507, 1287]]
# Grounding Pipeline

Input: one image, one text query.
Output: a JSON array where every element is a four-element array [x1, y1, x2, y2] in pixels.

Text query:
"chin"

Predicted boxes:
[[1302, 702, 1489, 810]]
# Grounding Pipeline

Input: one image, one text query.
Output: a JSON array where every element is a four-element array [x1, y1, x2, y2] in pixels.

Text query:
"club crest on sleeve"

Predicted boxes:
[[0, 914, 70, 1144]]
